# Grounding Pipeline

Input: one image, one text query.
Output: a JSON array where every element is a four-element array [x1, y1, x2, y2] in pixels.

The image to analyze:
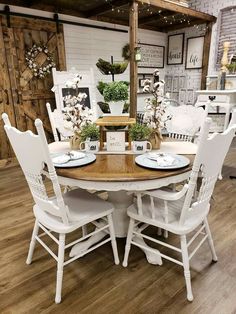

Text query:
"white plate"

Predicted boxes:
[[52, 153, 96, 168], [135, 153, 190, 170]]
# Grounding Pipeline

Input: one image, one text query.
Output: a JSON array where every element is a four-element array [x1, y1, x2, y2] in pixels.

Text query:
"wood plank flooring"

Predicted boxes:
[[0, 143, 235, 314]]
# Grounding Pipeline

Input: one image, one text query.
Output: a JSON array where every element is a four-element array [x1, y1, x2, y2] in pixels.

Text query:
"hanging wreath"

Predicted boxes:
[[122, 43, 130, 61], [25, 43, 56, 79]]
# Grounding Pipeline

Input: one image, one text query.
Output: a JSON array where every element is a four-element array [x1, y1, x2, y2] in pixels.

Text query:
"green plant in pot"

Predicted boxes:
[[80, 123, 100, 152], [102, 81, 129, 116], [129, 123, 152, 153], [80, 123, 100, 141]]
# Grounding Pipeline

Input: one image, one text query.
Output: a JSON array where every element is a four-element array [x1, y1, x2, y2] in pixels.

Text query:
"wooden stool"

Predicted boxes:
[[95, 116, 136, 150]]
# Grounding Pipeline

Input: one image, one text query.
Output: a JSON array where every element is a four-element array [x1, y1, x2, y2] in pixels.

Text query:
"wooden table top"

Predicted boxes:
[[56, 154, 193, 182]]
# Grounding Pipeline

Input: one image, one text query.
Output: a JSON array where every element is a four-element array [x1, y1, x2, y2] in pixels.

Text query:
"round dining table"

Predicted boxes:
[[49, 142, 195, 264]]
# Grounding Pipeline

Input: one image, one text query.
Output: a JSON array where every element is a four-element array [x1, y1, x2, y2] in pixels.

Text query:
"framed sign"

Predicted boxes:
[[138, 43, 165, 68], [138, 73, 152, 93], [106, 131, 126, 152], [167, 33, 184, 65], [62, 87, 91, 108], [208, 113, 225, 132], [186, 36, 204, 69]]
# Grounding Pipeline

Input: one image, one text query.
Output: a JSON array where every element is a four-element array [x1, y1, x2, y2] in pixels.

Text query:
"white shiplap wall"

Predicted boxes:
[[64, 24, 166, 111]]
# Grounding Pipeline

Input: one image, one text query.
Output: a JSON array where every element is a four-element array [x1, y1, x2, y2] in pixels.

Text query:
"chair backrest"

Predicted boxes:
[[2, 113, 70, 224], [165, 105, 206, 141], [46, 102, 73, 142], [179, 110, 236, 226], [51, 67, 97, 116]]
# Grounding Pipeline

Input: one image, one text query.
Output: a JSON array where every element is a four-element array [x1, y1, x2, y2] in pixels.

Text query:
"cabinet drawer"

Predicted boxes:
[[197, 94, 229, 103]]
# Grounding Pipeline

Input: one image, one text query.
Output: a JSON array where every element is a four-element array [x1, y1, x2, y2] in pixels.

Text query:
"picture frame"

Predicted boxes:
[[207, 113, 225, 133], [186, 89, 194, 105], [179, 88, 187, 105], [185, 36, 205, 69], [138, 43, 165, 68], [62, 87, 91, 108], [138, 73, 152, 94], [172, 76, 179, 92], [51, 68, 97, 112], [165, 75, 172, 92], [167, 33, 184, 65], [106, 131, 126, 152]]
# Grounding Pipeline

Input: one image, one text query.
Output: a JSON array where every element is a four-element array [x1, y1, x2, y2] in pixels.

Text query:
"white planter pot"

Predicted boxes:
[[109, 101, 124, 116]]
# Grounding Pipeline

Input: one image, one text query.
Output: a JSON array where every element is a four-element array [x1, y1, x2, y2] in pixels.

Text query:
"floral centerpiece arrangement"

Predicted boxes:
[[62, 74, 95, 149], [142, 70, 169, 149]]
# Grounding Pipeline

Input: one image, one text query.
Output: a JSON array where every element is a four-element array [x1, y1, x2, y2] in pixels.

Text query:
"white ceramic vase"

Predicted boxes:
[[109, 101, 124, 116]]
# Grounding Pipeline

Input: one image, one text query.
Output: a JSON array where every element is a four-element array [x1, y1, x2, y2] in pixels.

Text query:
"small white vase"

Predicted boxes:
[[109, 101, 124, 116]]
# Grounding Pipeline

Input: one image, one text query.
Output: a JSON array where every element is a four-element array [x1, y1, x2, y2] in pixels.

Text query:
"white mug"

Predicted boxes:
[[80, 140, 99, 153], [132, 140, 152, 154]]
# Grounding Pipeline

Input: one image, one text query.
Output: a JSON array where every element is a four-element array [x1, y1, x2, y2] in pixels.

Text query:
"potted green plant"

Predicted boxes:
[[129, 123, 152, 153], [102, 81, 129, 115], [79, 124, 100, 152]]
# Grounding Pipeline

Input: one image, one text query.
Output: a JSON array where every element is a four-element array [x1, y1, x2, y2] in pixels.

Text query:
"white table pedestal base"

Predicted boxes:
[[107, 191, 133, 238], [69, 191, 162, 265]]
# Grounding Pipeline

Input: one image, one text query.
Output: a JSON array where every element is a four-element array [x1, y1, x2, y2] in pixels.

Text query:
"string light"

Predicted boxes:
[[105, 0, 208, 34]]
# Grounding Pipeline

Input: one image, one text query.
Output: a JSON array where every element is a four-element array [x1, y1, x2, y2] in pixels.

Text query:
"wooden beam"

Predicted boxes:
[[139, 10, 173, 26], [201, 22, 213, 89], [85, 0, 128, 18], [91, 15, 129, 27], [129, 0, 138, 119], [94, 15, 162, 32], [136, 0, 216, 22], [159, 18, 206, 32]]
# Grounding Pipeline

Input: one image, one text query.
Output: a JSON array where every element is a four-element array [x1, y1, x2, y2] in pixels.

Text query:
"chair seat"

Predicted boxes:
[[127, 195, 205, 235], [33, 188, 113, 233]]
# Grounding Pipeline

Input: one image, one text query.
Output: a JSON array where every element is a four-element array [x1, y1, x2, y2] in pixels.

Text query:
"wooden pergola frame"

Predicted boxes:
[[129, 0, 216, 118], [0, 0, 217, 119]]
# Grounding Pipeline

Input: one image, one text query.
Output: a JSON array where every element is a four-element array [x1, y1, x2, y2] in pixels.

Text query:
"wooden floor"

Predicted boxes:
[[0, 143, 236, 314]]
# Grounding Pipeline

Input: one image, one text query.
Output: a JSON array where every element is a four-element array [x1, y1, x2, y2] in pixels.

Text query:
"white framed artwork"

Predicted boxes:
[[185, 36, 204, 69], [106, 132, 126, 152]]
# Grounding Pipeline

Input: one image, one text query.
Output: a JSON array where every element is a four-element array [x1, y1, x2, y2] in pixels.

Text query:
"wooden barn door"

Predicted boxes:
[[0, 15, 66, 160]]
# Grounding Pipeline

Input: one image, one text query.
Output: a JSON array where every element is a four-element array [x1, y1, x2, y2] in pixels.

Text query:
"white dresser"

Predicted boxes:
[[195, 90, 236, 131]]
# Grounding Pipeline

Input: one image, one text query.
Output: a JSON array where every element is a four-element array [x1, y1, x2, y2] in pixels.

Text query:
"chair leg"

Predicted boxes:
[[107, 214, 119, 265], [123, 218, 135, 267], [26, 220, 39, 265], [55, 233, 65, 304], [204, 218, 218, 262], [180, 235, 193, 302], [157, 228, 162, 236], [82, 225, 88, 236]]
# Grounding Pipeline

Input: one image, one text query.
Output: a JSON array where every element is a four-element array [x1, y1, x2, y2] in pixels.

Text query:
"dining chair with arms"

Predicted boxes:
[[2, 113, 119, 304], [123, 114, 236, 301]]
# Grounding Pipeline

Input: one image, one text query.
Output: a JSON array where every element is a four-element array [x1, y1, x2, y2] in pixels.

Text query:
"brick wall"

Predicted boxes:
[[189, 0, 236, 77]]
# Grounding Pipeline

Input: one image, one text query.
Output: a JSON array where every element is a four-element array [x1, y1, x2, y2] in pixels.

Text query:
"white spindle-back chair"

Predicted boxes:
[[2, 113, 119, 303], [165, 105, 206, 142], [123, 112, 236, 301], [46, 102, 73, 142]]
